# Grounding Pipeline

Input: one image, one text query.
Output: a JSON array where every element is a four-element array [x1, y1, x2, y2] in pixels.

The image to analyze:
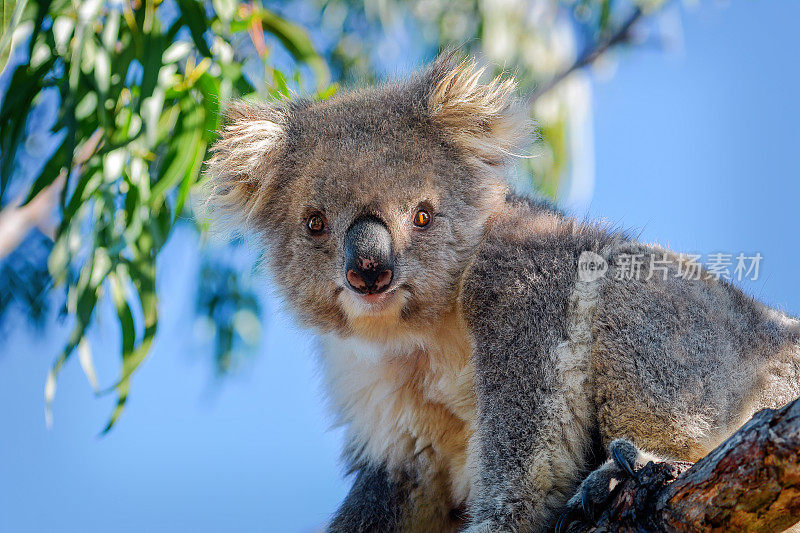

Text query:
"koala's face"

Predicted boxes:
[[265, 108, 503, 340], [206, 56, 527, 341]]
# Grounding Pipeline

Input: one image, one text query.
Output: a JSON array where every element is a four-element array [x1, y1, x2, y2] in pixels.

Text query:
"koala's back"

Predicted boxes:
[[461, 194, 800, 499], [592, 242, 800, 460]]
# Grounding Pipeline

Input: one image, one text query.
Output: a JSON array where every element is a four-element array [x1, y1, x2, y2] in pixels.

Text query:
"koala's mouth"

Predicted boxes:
[[354, 287, 400, 311], [339, 284, 408, 318], [362, 292, 390, 305]]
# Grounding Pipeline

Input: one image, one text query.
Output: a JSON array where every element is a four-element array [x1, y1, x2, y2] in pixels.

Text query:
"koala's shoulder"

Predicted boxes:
[[459, 194, 623, 340]]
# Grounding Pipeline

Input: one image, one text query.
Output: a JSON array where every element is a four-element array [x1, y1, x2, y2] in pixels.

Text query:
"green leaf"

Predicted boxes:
[[44, 279, 98, 427], [148, 202, 173, 249], [0, 0, 27, 75], [61, 160, 102, 227], [599, 0, 613, 35], [21, 134, 67, 206], [110, 270, 137, 367], [170, 72, 218, 219], [219, 61, 255, 97], [101, 378, 130, 434], [138, 33, 166, 110], [149, 92, 205, 204], [101, 259, 158, 433], [195, 72, 220, 141], [77, 337, 99, 391], [101, 7, 120, 50], [315, 82, 339, 101], [268, 67, 290, 99], [175, 0, 213, 57], [211, 0, 235, 23], [251, 7, 329, 89], [0, 59, 53, 202]]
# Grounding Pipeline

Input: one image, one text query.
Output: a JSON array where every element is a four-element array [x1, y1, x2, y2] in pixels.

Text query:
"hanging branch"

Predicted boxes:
[[529, 7, 643, 105]]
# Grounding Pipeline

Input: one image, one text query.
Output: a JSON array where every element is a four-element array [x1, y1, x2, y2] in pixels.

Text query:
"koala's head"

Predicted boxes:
[[205, 54, 529, 342]]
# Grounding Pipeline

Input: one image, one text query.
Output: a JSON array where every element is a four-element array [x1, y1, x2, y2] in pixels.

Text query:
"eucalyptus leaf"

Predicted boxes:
[[175, 0, 213, 57], [43, 281, 98, 427], [253, 6, 330, 89], [6, 0, 328, 432], [0, 0, 27, 74], [149, 93, 205, 203]]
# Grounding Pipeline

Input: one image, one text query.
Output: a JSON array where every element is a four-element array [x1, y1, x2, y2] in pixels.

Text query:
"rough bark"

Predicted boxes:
[[567, 397, 800, 532]]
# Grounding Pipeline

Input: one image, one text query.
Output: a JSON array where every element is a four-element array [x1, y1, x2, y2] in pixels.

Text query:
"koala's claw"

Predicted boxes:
[[609, 438, 639, 480], [555, 506, 582, 533], [559, 438, 656, 530]]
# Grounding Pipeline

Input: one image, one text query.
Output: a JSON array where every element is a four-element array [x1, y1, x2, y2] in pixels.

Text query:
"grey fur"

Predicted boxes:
[[203, 53, 800, 532]]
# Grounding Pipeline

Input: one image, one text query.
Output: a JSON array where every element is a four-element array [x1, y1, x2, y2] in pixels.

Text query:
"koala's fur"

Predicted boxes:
[[204, 54, 800, 532]]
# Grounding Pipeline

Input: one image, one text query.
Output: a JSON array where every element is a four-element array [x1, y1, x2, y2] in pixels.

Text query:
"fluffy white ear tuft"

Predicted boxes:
[[426, 54, 531, 167], [203, 101, 286, 227]]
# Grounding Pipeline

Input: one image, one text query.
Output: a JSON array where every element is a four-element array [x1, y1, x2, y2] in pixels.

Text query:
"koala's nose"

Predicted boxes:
[[344, 216, 394, 295]]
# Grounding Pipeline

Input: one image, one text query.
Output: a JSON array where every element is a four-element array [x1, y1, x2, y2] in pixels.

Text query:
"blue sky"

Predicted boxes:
[[2, 1, 799, 532]]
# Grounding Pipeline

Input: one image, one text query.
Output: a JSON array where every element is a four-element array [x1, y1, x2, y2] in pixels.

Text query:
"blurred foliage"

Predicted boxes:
[[0, 231, 52, 327], [0, 0, 328, 431], [0, 0, 671, 431], [285, 0, 665, 197], [196, 245, 262, 375]]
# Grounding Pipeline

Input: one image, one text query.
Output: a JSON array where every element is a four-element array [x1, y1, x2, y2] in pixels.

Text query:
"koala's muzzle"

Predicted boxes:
[[344, 216, 394, 295]]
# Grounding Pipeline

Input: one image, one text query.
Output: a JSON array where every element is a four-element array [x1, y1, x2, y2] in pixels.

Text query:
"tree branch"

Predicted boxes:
[[528, 7, 643, 105], [0, 173, 64, 260], [567, 397, 800, 532], [0, 127, 102, 260]]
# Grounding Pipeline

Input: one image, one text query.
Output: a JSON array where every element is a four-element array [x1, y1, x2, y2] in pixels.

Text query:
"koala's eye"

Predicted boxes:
[[413, 208, 431, 228], [307, 213, 327, 235]]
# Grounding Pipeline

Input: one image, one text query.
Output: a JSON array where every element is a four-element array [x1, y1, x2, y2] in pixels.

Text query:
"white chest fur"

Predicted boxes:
[[317, 313, 478, 505]]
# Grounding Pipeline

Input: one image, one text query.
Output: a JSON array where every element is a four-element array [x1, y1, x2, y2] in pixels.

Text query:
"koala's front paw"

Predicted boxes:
[[556, 439, 657, 532]]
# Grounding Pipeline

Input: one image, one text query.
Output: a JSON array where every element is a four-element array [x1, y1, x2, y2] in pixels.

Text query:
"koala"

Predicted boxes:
[[204, 53, 800, 532]]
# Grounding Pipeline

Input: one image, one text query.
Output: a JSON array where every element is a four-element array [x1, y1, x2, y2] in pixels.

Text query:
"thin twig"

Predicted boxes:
[[528, 7, 643, 105]]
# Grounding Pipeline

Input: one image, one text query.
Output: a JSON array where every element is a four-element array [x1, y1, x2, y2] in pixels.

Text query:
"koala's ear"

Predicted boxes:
[[204, 101, 287, 226], [424, 54, 530, 167]]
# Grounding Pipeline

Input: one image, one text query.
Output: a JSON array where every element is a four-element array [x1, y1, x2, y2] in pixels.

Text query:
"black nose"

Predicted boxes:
[[344, 216, 394, 295]]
